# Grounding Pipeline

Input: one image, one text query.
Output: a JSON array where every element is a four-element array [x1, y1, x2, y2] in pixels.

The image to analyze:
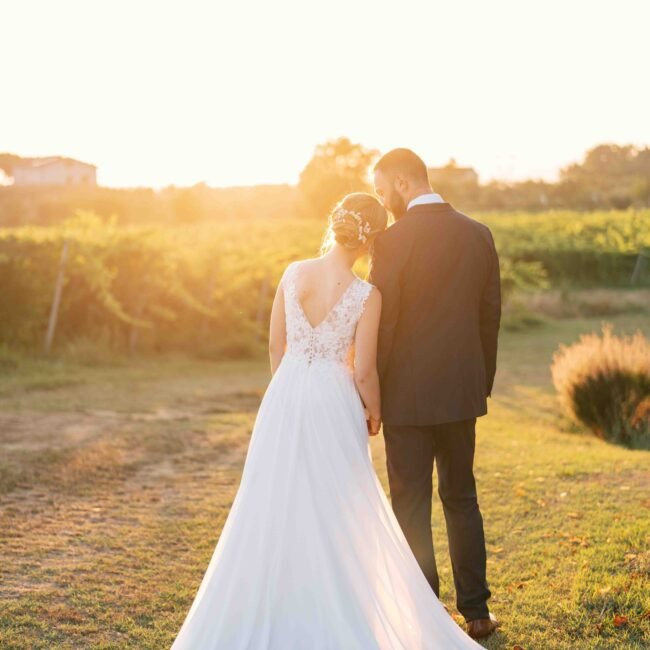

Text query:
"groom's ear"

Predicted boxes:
[[394, 174, 409, 195]]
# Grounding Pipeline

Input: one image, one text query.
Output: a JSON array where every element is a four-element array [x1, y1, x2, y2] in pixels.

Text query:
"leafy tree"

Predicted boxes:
[[298, 137, 378, 217], [559, 144, 650, 209]]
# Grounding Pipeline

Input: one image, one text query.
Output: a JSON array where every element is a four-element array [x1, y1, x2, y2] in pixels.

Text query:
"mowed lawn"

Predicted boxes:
[[0, 313, 649, 649]]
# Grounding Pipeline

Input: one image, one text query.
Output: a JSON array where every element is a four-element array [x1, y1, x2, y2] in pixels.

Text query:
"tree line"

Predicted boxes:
[[1, 141, 649, 227]]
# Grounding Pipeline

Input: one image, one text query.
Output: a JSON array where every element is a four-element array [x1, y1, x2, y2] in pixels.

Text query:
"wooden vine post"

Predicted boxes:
[[631, 247, 649, 285], [44, 239, 69, 354], [128, 293, 147, 356], [256, 274, 271, 342], [200, 267, 219, 342]]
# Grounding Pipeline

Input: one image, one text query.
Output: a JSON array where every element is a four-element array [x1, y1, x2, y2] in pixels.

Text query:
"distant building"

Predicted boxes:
[[428, 160, 479, 188], [11, 156, 97, 186]]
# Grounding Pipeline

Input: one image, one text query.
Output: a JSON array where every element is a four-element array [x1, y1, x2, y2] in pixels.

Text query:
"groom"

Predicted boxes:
[[368, 148, 501, 639]]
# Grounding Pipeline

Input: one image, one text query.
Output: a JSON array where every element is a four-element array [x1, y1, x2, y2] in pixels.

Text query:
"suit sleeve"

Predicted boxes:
[[368, 234, 401, 380], [479, 229, 501, 397]]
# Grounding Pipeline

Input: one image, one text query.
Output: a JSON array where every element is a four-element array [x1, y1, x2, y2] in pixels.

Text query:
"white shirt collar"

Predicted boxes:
[[407, 192, 445, 211]]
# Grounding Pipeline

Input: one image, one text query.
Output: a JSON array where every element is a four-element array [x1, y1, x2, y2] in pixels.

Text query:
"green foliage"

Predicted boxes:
[[551, 326, 650, 448], [500, 258, 549, 299], [559, 144, 650, 209], [480, 209, 650, 286], [472, 144, 650, 211], [1, 209, 648, 357], [0, 212, 323, 355]]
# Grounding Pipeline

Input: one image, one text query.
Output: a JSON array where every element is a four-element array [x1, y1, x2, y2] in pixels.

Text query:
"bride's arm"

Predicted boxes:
[[268, 281, 287, 376], [353, 288, 382, 432]]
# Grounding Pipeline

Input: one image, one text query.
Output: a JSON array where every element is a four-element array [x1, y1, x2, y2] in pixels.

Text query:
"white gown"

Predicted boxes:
[[171, 261, 481, 649]]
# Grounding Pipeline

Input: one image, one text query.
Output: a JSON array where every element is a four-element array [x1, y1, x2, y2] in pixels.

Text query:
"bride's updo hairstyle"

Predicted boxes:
[[320, 193, 388, 255]]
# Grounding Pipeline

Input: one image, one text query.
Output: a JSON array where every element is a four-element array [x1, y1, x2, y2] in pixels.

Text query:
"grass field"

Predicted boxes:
[[1, 312, 649, 649]]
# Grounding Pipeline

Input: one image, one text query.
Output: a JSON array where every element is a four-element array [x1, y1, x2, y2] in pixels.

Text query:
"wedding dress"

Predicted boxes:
[[171, 260, 481, 649]]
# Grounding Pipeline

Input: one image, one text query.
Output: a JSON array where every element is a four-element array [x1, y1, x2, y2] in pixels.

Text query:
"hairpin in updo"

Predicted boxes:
[[332, 207, 373, 243]]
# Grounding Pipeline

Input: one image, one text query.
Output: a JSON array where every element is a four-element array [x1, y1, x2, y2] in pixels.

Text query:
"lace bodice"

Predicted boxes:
[[281, 261, 374, 367]]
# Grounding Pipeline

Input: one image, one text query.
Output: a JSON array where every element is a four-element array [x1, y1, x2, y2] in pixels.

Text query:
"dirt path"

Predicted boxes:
[[0, 371, 266, 649]]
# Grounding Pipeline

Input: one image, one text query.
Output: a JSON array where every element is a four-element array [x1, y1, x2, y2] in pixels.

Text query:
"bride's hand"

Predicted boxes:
[[367, 416, 381, 437], [363, 407, 381, 436]]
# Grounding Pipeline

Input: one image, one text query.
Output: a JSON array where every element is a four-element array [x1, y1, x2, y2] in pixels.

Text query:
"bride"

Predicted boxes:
[[171, 193, 482, 648]]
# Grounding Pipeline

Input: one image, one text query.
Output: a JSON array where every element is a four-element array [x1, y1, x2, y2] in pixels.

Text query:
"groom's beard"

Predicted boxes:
[[390, 193, 408, 221]]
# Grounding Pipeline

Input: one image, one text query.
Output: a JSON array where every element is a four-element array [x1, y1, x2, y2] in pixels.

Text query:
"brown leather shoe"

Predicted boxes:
[[467, 613, 500, 639]]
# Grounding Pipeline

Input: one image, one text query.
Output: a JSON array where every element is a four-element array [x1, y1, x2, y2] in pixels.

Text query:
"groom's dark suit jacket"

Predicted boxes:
[[368, 201, 501, 426]]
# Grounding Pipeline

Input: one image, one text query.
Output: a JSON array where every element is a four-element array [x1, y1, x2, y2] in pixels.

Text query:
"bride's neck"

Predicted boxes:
[[326, 243, 359, 269]]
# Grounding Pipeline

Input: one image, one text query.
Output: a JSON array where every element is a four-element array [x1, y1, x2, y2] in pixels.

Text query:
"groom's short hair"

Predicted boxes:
[[374, 148, 429, 183]]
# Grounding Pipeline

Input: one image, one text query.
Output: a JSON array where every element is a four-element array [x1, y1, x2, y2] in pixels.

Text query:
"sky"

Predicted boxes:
[[2, 0, 649, 188]]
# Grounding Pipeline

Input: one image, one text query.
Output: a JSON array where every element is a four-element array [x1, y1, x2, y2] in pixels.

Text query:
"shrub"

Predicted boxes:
[[499, 258, 549, 301], [551, 325, 650, 448]]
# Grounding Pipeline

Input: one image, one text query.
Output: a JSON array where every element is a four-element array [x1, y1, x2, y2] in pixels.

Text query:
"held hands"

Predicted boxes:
[[364, 407, 382, 437], [367, 416, 382, 437]]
